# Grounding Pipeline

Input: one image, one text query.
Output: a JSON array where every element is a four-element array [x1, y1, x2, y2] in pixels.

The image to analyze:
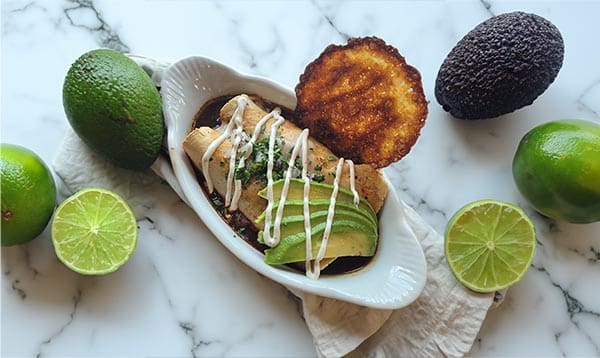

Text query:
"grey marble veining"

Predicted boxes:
[[2, 0, 600, 356]]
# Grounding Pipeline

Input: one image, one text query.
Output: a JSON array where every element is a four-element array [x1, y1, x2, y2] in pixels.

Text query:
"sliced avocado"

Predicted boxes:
[[258, 208, 377, 245], [257, 179, 376, 218], [255, 199, 377, 227], [263, 219, 377, 264]]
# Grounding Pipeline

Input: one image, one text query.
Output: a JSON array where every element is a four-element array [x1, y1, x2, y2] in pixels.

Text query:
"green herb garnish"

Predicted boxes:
[[312, 174, 325, 183], [211, 196, 224, 206]]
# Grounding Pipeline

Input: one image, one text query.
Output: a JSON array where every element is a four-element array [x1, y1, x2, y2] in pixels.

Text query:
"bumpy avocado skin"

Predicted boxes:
[[435, 12, 564, 120]]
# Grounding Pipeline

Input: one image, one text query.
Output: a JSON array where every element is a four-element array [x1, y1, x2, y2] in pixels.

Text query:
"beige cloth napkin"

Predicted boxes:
[[52, 56, 496, 357]]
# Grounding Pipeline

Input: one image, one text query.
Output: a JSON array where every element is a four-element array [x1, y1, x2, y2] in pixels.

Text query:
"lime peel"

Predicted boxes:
[[1, 144, 56, 246], [444, 199, 536, 293]]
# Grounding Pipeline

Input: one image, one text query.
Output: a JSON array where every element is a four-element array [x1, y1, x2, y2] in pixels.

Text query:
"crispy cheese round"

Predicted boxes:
[[295, 37, 428, 168]]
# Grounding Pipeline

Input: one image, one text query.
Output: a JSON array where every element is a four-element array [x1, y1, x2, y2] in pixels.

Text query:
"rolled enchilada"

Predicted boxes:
[[183, 95, 388, 229]]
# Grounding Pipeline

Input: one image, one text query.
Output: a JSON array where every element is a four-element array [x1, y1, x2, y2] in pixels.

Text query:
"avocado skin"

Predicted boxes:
[[435, 12, 564, 120], [63, 49, 164, 170]]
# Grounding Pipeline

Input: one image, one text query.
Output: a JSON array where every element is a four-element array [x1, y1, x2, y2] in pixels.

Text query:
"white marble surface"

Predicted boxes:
[[2, 0, 600, 357]]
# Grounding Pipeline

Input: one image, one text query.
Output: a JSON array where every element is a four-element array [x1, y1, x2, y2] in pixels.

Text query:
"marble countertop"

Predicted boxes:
[[2, 0, 600, 356]]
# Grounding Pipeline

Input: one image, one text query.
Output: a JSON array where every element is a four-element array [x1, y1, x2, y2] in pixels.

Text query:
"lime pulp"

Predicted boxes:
[[444, 199, 536, 293], [51, 188, 138, 275]]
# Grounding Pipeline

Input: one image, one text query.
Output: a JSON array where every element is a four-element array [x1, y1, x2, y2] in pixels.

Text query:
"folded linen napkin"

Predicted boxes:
[[52, 56, 495, 357]]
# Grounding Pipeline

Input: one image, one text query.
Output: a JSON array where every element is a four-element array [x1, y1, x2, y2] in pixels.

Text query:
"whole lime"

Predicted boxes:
[[62, 49, 164, 171], [512, 119, 600, 223], [1, 144, 57, 246]]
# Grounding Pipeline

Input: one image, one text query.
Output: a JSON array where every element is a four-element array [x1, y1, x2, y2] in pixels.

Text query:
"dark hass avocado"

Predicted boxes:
[[435, 12, 564, 120]]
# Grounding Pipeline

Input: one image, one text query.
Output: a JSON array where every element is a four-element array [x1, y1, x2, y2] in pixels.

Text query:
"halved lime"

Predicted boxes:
[[445, 200, 536, 293], [51, 188, 138, 275]]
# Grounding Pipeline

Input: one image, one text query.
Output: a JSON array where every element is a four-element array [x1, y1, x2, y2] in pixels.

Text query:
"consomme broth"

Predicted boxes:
[[190, 95, 372, 275]]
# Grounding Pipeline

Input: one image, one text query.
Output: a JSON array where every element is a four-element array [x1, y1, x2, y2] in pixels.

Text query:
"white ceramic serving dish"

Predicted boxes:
[[161, 56, 427, 309]]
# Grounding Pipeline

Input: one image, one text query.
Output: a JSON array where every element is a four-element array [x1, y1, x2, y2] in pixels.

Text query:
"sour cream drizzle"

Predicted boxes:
[[202, 95, 249, 194], [231, 109, 284, 211], [307, 158, 346, 279], [346, 159, 360, 206], [202, 97, 358, 279], [263, 129, 310, 247], [256, 112, 285, 241], [225, 108, 248, 206]]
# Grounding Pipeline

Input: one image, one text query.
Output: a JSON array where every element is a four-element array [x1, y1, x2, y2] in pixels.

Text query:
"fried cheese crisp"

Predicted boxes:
[[295, 37, 428, 168]]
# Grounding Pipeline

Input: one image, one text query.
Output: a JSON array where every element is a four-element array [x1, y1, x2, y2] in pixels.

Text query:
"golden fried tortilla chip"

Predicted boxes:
[[295, 37, 428, 168]]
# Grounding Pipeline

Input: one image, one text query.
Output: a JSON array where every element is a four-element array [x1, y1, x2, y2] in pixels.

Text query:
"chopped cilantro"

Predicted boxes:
[[227, 136, 309, 187], [313, 173, 325, 183], [234, 166, 251, 186], [211, 196, 224, 206]]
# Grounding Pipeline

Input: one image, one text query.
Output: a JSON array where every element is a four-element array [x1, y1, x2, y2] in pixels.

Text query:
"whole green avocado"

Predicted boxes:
[[435, 12, 564, 120], [63, 49, 164, 170]]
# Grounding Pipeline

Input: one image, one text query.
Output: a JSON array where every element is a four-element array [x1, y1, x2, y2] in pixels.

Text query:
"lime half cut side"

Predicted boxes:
[[52, 188, 138, 275], [445, 200, 536, 293]]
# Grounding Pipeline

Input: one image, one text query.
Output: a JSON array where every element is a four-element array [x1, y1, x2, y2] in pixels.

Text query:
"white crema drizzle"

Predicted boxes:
[[307, 158, 346, 279], [346, 159, 360, 206], [231, 109, 284, 211], [201, 95, 249, 195], [263, 129, 311, 247], [252, 111, 285, 237], [202, 97, 358, 279]]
